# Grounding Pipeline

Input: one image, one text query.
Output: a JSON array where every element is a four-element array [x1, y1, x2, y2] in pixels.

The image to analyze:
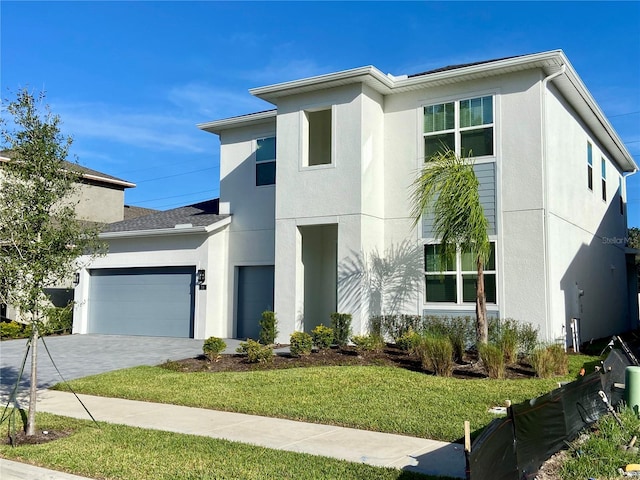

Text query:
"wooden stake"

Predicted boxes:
[[464, 420, 471, 453]]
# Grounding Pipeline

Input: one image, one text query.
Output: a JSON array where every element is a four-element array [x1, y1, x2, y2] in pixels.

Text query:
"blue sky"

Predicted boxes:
[[2, 1, 639, 227]]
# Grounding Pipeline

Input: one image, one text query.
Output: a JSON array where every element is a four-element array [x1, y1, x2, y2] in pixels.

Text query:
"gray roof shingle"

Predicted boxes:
[[104, 199, 229, 233]]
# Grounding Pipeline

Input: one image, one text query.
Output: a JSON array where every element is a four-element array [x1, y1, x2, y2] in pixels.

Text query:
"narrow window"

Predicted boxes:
[[587, 142, 593, 191], [619, 176, 624, 215], [424, 102, 455, 160], [307, 109, 332, 166], [601, 158, 606, 201], [256, 137, 276, 186], [459, 96, 494, 157]]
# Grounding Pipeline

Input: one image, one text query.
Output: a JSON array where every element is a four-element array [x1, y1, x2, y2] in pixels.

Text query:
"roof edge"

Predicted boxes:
[[198, 110, 277, 135]]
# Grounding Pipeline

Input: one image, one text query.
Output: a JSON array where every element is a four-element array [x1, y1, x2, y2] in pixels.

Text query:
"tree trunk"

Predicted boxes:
[[475, 258, 488, 345], [26, 321, 38, 436]]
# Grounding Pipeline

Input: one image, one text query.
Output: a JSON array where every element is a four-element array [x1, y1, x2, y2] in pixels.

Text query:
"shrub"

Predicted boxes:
[[395, 328, 421, 353], [446, 316, 474, 361], [380, 314, 422, 341], [330, 312, 352, 347], [351, 334, 385, 354], [414, 334, 454, 377], [530, 343, 568, 378], [203, 336, 227, 362], [258, 311, 278, 345], [236, 339, 273, 364], [489, 317, 539, 360], [289, 331, 313, 357], [0, 321, 24, 339], [479, 343, 506, 379], [517, 322, 539, 356], [44, 305, 73, 335], [311, 324, 333, 350]]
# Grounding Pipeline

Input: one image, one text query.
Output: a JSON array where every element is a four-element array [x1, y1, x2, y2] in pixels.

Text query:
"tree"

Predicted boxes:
[[0, 89, 104, 435], [410, 148, 491, 345]]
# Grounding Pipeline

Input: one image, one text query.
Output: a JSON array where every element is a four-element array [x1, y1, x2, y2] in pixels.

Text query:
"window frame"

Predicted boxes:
[[422, 94, 495, 162], [587, 142, 593, 191], [255, 136, 276, 187], [301, 106, 335, 169], [423, 241, 497, 305], [601, 157, 606, 202]]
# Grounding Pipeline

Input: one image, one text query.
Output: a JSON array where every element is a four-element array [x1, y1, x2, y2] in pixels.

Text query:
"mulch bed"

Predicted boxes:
[[162, 343, 538, 380]]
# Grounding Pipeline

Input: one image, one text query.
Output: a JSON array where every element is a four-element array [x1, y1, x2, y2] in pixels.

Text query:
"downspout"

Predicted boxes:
[[541, 64, 566, 342]]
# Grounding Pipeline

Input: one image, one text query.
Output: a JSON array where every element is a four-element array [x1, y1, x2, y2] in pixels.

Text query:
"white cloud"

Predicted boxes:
[[54, 101, 209, 154], [167, 83, 270, 118]]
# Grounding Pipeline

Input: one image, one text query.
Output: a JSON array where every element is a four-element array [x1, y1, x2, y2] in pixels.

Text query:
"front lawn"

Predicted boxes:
[[56, 354, 597, 442]]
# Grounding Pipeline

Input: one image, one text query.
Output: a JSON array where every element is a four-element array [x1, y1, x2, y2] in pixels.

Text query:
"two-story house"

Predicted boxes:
[[73, 50, 638, 346], [0, 152, 136, 321]]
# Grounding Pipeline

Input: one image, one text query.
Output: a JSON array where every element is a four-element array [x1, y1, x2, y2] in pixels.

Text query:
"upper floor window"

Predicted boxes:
[[256, 136, 276, 186], [587, 142, 593, 191], [305, 108, 332, 166], [424, 242, 496, 304], [424, 95, 494, 161], [601, 158, 606, 201], [619, 176, 624, 215]]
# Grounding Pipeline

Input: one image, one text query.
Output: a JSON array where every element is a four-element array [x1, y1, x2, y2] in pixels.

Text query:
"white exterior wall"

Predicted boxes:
[[73, 228, 230, 339], [545, 85, 632, 343], [219, 122, 276, 337]]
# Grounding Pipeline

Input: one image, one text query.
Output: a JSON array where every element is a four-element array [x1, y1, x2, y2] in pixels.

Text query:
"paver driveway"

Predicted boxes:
[[0, 334, 241, 398]]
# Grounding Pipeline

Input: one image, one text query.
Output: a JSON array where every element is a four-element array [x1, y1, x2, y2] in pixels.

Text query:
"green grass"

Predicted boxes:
[[56, 353, 598, 442], [560, 407, 640, 480], [0, 412, 442, 480]]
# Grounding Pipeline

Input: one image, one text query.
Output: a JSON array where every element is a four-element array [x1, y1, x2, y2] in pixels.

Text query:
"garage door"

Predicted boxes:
[[88, 266, 195, 337], [237, 266, 274, 339]]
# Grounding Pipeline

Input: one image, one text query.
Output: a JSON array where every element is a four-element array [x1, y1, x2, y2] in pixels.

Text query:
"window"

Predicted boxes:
[[424, 243, 496, 304], [601, 158, 606, 201], [306, 109, 332, 166], [424, 95, 493, 161], [587, 142, 593, 191], [256, 137, 276, 186]]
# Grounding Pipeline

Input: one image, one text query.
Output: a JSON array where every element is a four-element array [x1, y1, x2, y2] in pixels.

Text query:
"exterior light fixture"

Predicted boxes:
[[197, 269, 206, 284], [73, 272, 80, 285]]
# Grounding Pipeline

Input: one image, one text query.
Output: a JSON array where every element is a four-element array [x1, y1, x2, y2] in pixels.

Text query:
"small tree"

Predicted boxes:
[[0, 89, 104, 435], [410, 148, 491, 345]]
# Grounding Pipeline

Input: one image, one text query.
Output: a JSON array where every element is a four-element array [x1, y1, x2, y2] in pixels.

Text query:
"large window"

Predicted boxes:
[[424, 95, 494, 161], [424, 243, 496, 304], [256, 136, 276, 186]]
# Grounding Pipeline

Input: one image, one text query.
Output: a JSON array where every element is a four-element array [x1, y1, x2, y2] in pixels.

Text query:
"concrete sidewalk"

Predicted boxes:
[[2, 389, 466, 479]]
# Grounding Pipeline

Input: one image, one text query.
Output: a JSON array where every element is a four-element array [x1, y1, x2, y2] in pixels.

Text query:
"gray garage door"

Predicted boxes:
[[88, 266, 195, 338], [237, 266, 274, 339]]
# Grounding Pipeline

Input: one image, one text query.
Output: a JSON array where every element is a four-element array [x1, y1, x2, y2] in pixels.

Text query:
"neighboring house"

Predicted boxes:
[[0, 153, 135, 320], [74, 50, 638, 346]]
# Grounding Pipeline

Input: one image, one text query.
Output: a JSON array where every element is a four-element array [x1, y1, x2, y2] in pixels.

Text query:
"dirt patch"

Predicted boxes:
[[161, 344, 538, 379], [2, 429, 72, 446]]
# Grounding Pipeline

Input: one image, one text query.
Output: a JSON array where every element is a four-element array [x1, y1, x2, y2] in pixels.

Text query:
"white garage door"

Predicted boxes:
[[88, 266, 195, 337]]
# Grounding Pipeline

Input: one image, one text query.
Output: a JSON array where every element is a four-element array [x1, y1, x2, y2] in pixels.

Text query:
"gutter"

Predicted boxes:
[[541, 64, 566, 342], [99, 217, 232, 239]]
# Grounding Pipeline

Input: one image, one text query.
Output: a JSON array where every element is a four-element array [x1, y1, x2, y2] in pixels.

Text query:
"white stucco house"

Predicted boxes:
[[73, 50, 638, 345]]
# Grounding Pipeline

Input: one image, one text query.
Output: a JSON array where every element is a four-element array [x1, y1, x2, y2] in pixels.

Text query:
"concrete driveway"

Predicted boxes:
[[0, 334, 243, 398]]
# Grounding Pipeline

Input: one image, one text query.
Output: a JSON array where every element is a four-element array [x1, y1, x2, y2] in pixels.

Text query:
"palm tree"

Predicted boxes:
[[410, 148, 491, 345]]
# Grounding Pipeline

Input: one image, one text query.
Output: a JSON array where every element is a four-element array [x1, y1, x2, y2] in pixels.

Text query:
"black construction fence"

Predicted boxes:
[[466, 344, 633, 480]]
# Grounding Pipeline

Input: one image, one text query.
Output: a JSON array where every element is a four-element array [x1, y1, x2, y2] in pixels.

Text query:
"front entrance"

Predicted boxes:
[[299, 224, 337, 332], [236, 266, 275, 339]]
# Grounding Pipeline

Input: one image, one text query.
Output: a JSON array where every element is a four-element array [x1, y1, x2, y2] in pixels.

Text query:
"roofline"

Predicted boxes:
[[197, 110, 277, 135], [0, 155, 136, 188], [100, 216, 231, 239]]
